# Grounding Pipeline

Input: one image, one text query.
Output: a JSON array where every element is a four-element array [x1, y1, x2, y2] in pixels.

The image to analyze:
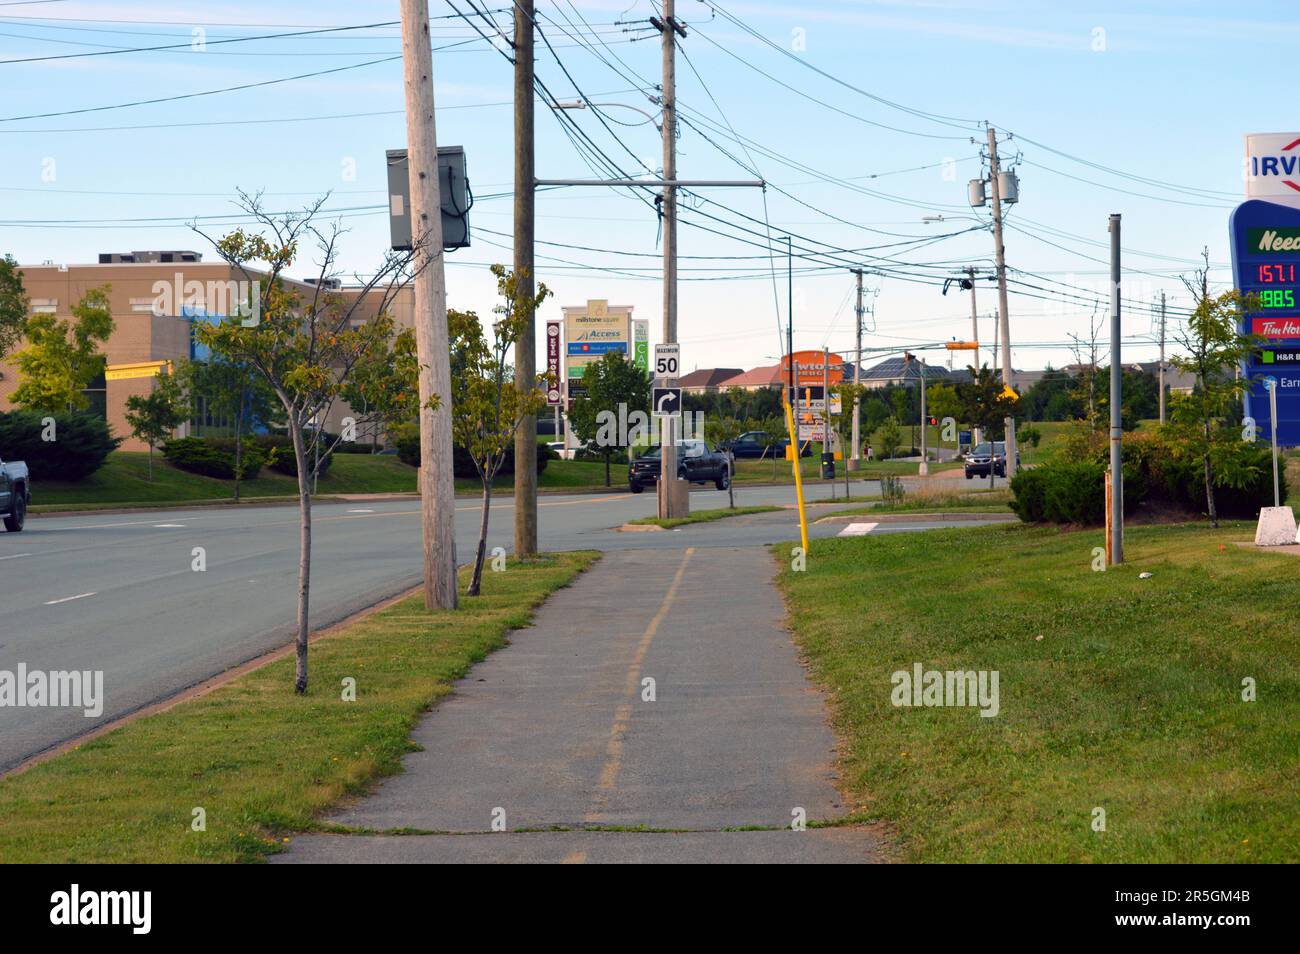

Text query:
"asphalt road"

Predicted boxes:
[[0, 476, 999, 772]]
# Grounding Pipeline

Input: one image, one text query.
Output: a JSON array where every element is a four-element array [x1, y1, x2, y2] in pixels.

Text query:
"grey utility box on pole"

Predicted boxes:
[[386, 146, 471, 251]]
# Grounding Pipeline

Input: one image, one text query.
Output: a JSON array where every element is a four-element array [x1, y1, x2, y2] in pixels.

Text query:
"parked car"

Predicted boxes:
[[721, 430, 778, 459], [628, 439, 731, 493], [0, 454, 30, 532], [964, 441, 1019, 479]]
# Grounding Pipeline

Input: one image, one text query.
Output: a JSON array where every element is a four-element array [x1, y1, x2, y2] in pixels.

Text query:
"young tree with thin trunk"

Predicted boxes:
[[705, 415, 742, 508], [1168, 250, 1258, 529], [123, 367, 186, 480], [194, 194, 420, 693], [833, 382, 867, 498], [449, 265, 549, 597]]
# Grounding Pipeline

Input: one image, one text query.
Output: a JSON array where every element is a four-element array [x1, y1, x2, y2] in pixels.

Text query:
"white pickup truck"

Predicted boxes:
[[0, 454, 29, 532]]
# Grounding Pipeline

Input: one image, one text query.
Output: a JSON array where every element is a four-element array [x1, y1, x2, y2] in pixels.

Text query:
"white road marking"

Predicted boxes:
[[153, 523, 185, 528], [346, 509, 376, 513], [0, 553, 32, 561], [44, 591, 96, 605], [837, 522, 879, 537]]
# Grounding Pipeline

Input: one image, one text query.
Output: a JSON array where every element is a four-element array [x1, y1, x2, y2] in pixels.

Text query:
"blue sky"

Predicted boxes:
[[0, 0, 1292, 375]]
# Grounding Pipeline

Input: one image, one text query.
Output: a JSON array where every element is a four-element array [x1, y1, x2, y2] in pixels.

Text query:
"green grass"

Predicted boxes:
[[732, 453, 960, 486], [824, 489, 1014, 517], [627, 504, 781, 529], [32, 451, 421, 511], [31, 451, 630, 512], [0, 551, 598, 863], [777, 522, 1300, 863]]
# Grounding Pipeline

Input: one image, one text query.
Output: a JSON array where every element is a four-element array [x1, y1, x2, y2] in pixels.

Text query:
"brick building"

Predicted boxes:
[[0, 251, 413, 451]]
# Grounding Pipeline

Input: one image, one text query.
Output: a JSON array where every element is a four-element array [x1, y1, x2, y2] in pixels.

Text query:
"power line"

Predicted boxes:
[[0, 19, 400, 64]]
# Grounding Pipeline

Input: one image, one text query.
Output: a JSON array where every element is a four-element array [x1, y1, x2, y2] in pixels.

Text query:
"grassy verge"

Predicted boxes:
[[0, 551, 598, 863], [777, 522, 1300, 862], [732, 455, 960, 485], [824, 489, 1013, 517], [627, 504, 781, 529], [31, 452, 627, 512]]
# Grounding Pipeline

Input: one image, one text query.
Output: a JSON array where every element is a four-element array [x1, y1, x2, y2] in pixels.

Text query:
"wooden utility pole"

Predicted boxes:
[[655, 0, 687, 519], [1158, 289, 1167, 425], [850, 268, 863, 469], [965, 265, 983, 446], [987, 126, 1017, 479], [513, 0, 538, 555], [400, 0, 457, 609]]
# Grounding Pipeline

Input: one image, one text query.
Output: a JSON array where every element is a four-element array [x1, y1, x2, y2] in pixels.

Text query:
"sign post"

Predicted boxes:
[[1267, 376, 1280, 507]]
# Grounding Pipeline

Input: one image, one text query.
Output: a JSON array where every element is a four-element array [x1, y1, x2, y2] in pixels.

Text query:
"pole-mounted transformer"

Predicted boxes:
[[386, 146, 472, 251]]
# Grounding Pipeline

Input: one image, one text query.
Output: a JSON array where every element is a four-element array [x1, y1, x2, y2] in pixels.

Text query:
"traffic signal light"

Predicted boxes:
[[928, 416, 938, 426]]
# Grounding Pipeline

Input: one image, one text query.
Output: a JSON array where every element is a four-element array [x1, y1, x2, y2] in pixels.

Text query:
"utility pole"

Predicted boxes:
[[851, 269, 864, 470], [400, 0, 457, 609], [655, 0, 687, 519], [918, 356, 928, 476], [787, 236, 794, 398], [823, 345, 832, 498], [987, 126, 1017, 479], [966, 265, 983, 446], [513, 0, 538, 556], [1109, 213, 1124, 565], [1158, 289, 1167, 425]]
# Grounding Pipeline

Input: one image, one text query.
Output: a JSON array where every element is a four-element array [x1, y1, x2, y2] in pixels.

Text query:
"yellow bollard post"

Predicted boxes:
[[784, 399, 810, 555]]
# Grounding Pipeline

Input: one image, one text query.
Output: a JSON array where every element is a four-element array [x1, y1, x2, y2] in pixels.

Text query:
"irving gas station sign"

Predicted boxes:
[[1235, 134, 1300, 444]]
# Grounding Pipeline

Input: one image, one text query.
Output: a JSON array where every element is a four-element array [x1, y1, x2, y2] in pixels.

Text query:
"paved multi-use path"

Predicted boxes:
[[276, 545, 883, 863]]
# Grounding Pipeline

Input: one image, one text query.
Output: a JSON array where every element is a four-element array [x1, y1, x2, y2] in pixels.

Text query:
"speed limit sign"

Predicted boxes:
[[654, 343, 680, 380]]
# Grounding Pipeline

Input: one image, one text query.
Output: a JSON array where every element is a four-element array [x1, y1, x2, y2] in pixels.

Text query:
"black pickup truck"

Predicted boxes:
[[0, 454, 30, 532], [628, 439, 731, 493]]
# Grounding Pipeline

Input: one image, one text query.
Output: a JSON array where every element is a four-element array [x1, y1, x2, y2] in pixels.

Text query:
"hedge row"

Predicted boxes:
[[1010, 432, 1282, 525], [0, 410, 121, 481], [161, 434, 334, 481]]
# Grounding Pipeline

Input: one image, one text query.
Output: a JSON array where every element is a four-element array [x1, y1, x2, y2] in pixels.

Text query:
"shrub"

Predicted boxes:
[[0, 410, 121, 480], [252, 433, 334, 478], [1008, 467, 1049, 523], [1010, 427, 1280, 524], [163, 437, 236, 479], [1016, 424, 1042, 448], [203, 438, 265, 480], [1042, 460, 1108, 525]]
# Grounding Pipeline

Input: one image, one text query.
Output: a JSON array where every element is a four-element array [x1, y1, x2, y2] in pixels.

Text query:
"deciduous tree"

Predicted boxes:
[[194, 194, 420, 693], [449, 265, 549, 596], [123, 367, 186, 480], [11, 286, 113, 413]]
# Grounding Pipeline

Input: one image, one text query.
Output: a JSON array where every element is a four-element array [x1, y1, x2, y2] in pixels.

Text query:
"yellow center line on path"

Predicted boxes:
[[585, 547, 694, 824]]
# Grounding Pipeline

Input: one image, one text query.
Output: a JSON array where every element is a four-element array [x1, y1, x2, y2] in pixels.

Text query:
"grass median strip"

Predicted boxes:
[[777, 522, 1300, 862], [627, 504, 781, 529], [822, 489, 1013, 518], [0, 550, 598, 863]]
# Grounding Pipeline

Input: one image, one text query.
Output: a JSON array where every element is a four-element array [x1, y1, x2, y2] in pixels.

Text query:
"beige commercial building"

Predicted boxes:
[[0, 251, 413, 451]]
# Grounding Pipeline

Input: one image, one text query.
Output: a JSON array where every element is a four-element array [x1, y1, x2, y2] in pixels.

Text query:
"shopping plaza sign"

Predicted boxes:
[[1235, 134, 1300, 444]]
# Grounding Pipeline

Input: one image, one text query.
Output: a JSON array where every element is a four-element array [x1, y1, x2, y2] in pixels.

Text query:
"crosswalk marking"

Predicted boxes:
[[837, 522, 879, 537]]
